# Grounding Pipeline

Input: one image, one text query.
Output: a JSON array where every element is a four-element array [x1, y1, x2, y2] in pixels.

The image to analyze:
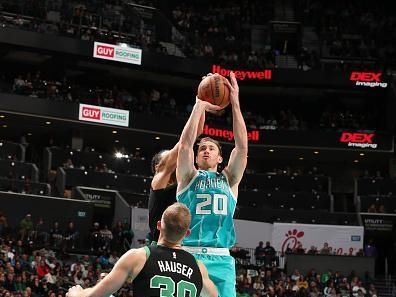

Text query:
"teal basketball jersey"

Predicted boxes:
[[176, 170, 237, 248]]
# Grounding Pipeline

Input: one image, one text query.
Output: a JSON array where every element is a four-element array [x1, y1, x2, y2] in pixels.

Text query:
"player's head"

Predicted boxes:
[[151, 150, 169, 174], [157, 203, 191, 244], [196, 137, 223, 170]]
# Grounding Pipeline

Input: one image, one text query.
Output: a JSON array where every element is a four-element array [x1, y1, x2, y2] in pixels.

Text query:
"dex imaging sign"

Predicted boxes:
[[349, 71, 387, 88], [339, 132, 378, 149], [79, 104, 129, 127], [93, 42, 142, 65]]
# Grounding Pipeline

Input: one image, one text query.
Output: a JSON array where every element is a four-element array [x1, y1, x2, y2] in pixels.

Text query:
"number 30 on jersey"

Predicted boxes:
[[195, 193, 228, 215]]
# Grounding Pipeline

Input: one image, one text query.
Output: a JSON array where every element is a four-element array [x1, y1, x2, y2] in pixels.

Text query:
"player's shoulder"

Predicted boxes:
[[122, 247, 149, 262]]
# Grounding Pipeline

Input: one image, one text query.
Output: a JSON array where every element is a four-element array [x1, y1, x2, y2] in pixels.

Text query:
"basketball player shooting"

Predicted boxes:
[[66, 203, 218, 297], [148, 113, 205, 243], [176, 71, 248, 297]]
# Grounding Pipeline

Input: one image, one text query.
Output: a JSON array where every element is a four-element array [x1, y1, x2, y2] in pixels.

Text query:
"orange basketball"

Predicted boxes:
[[197, 74, 230, 109]]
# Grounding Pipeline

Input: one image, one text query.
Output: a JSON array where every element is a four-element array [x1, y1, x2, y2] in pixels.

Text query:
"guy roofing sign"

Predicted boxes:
[[79, 104, 129, 127], [93, 42, 142, 65]]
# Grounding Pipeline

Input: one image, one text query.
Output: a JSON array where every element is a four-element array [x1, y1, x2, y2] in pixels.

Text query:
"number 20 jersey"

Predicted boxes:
[[176, 170, 237, 248]]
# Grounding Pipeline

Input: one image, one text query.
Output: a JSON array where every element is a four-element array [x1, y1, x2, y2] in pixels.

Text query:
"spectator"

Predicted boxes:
[[307, 245, 318, 255], [364, 239, 378, 257], [19, 214, 34, 241], [90, 222, 101, 252], [320, 242, 331, 255], [254, 241, 266, 265], [99, 225, 113, 251], [36, 259, 49, 279], [367, 204, 377, 213], [297, 275, 309, 289], [263, 241, 276, 267], [64, 222, 78, 250], [34, 217, 49, 246], [49, 222, 63, 249], [0, 211, 8, 237]]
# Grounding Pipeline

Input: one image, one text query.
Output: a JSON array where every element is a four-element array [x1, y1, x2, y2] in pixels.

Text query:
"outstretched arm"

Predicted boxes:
[[223, 72, 248, 187], [198, 261, 218, 297], [177, 99, 220, 190], [152, 112, 205, 190], [66, 249, 146, 297]]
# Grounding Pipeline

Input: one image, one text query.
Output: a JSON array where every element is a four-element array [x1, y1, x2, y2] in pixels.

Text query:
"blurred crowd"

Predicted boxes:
[[1, 211, 379, 297], [0, 211, 135, 297], [299, 0, 396, 70], [0, 71, 379, 132], [1, 0, 395, 71], [236, 266, 377, 297]]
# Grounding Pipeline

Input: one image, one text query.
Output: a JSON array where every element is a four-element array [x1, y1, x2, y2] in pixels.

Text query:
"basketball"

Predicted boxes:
[[197, 74, 230, 109]]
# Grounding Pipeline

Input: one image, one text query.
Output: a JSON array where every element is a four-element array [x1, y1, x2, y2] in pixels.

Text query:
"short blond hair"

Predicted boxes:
[[162, 203, 191, 242]]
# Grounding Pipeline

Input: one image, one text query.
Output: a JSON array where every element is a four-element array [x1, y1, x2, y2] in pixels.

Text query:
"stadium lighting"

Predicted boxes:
[[155, 136, 160, 140], [45, 121, 51, 125], [313, 151, 319, 154], [354, 160, 359, 163], [269, 149, 274, 152], [112, 130, 117, 134], [115, 152, 129, 159], [359, 153, 365, 156]]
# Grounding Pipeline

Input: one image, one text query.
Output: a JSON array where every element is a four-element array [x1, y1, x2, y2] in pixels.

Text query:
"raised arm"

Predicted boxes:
[[177, 99, 220, 190], [223, 72, 248, 188], [197, 261, 218, 297], [152, 112, 205, 190], [66, 249, 146, 297]]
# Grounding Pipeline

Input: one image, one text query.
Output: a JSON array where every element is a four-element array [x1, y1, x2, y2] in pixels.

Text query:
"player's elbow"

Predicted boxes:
[[178, 143, 191, 154]]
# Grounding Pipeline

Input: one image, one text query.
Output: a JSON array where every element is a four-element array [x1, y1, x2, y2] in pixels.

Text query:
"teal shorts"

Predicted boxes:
[[192, 253, 236, 297]]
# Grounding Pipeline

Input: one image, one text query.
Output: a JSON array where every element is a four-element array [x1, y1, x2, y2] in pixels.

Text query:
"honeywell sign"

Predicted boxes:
[[202, 124, 260, 142], [349, 71, 387, 88], [212, 65, 272, 80], [78, 104, 129, 127], [93, 42, 142, 65], [339, 132, 378, 149]]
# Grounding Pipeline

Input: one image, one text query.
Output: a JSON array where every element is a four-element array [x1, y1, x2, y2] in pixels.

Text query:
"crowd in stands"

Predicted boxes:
[[1, 210, 379, 297], [1, 0, 396, 71], [168, 0, 277, 68], [230, 241, 379, 296], [0, 210, 135, 297], [0, 0, 167, 54], [0, 71, 380, 132], [299, 0, 396, 70], [236, 265, 377, 297]]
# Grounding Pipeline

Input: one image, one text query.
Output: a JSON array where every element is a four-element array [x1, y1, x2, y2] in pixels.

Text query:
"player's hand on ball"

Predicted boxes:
[[66, 285, 83, 297], [224, 71, 239, 105], [195, 96, 222, 113]]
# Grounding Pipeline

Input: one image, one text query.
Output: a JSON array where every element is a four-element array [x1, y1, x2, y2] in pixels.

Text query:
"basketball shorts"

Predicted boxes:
[[183, 247, 236, 297]]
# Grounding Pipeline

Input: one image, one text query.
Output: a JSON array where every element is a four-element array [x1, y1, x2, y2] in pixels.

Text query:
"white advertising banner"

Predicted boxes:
[[93, 42, 142, 65], [130, 207, 150, 248], [272, 223, 364, 255], [78, 104, 129, 127], [234, 219, 273, 250]]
